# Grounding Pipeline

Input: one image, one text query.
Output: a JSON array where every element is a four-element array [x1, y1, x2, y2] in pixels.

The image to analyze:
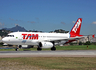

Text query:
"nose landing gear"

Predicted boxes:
[[15, 46, 19, 51]]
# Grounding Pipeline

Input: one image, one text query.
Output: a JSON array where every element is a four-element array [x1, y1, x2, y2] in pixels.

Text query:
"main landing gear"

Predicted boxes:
[[37, 43, 42, 51], [37, 47, 42, 51], [37, 46, 56, 51], [51, 47, 56, 51], [51, 41, 56, 51]]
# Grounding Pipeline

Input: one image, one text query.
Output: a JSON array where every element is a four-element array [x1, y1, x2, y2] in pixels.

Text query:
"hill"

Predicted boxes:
[[2, 25, 27, 32]]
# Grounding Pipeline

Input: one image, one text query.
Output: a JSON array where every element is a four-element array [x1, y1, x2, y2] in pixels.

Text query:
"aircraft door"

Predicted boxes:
[[18, 34, 23, 40]]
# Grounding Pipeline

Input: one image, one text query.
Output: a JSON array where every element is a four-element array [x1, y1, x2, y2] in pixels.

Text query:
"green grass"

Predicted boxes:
[[56, 45, 96, 50], [0, 45, 96, 51], [0, 57, 96, 70]]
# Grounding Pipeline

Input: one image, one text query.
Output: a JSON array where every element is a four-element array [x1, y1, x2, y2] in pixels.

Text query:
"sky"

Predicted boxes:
[[0, 0, 96, 35]]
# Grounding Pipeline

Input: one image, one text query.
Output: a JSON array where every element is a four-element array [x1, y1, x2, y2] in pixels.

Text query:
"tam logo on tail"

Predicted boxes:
[[70, 18, 82, 35], [72, 19, 81, 33]]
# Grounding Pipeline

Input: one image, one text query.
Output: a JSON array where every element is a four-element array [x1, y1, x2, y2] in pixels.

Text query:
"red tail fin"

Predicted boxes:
[[70, 18, 82, 37]]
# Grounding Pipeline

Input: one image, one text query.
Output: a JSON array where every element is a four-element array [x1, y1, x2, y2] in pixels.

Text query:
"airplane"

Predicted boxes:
[[2, 18, 88, 51]]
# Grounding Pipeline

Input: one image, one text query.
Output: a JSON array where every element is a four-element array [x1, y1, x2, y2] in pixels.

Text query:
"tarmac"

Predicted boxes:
[[0, 50, 96, 57]]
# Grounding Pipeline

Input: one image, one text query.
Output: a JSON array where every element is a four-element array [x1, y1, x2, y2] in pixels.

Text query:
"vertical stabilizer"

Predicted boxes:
[[70, 18, 82, 36]]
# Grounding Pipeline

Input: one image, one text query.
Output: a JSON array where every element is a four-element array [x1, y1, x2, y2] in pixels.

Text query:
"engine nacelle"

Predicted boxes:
[[39, 42, 53, 48]]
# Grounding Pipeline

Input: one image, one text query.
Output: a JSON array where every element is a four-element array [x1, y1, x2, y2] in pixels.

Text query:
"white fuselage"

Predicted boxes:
[[2, 32, 70, 45]]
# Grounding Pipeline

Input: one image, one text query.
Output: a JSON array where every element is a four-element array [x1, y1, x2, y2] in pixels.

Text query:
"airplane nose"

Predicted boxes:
[[2, 38, 4, 42], [2, 38, 7, 42]]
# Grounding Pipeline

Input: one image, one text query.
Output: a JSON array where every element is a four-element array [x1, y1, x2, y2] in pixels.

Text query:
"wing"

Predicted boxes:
[[42, 36, 87, 43]]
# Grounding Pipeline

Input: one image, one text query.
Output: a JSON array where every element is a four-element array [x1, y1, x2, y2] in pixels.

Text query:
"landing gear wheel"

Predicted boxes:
[[15, 48, 19, 51], [51, 41, 56, 51], [37, 48, 42, 51], [51, 47, 56, 51], [15, 46, 19, 51], [19, 45, 22, 48]]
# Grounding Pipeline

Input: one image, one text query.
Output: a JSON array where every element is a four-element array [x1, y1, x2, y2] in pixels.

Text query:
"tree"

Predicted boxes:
[[54, 29, 69, 33], [84, 41, 91, 45]]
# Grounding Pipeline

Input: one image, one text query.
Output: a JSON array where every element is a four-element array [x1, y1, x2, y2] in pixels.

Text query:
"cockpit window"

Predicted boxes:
[[6, 35, 14, 37]]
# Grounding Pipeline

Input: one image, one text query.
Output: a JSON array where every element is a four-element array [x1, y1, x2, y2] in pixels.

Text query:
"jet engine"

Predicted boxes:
[[39, 42, 53, 48]]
